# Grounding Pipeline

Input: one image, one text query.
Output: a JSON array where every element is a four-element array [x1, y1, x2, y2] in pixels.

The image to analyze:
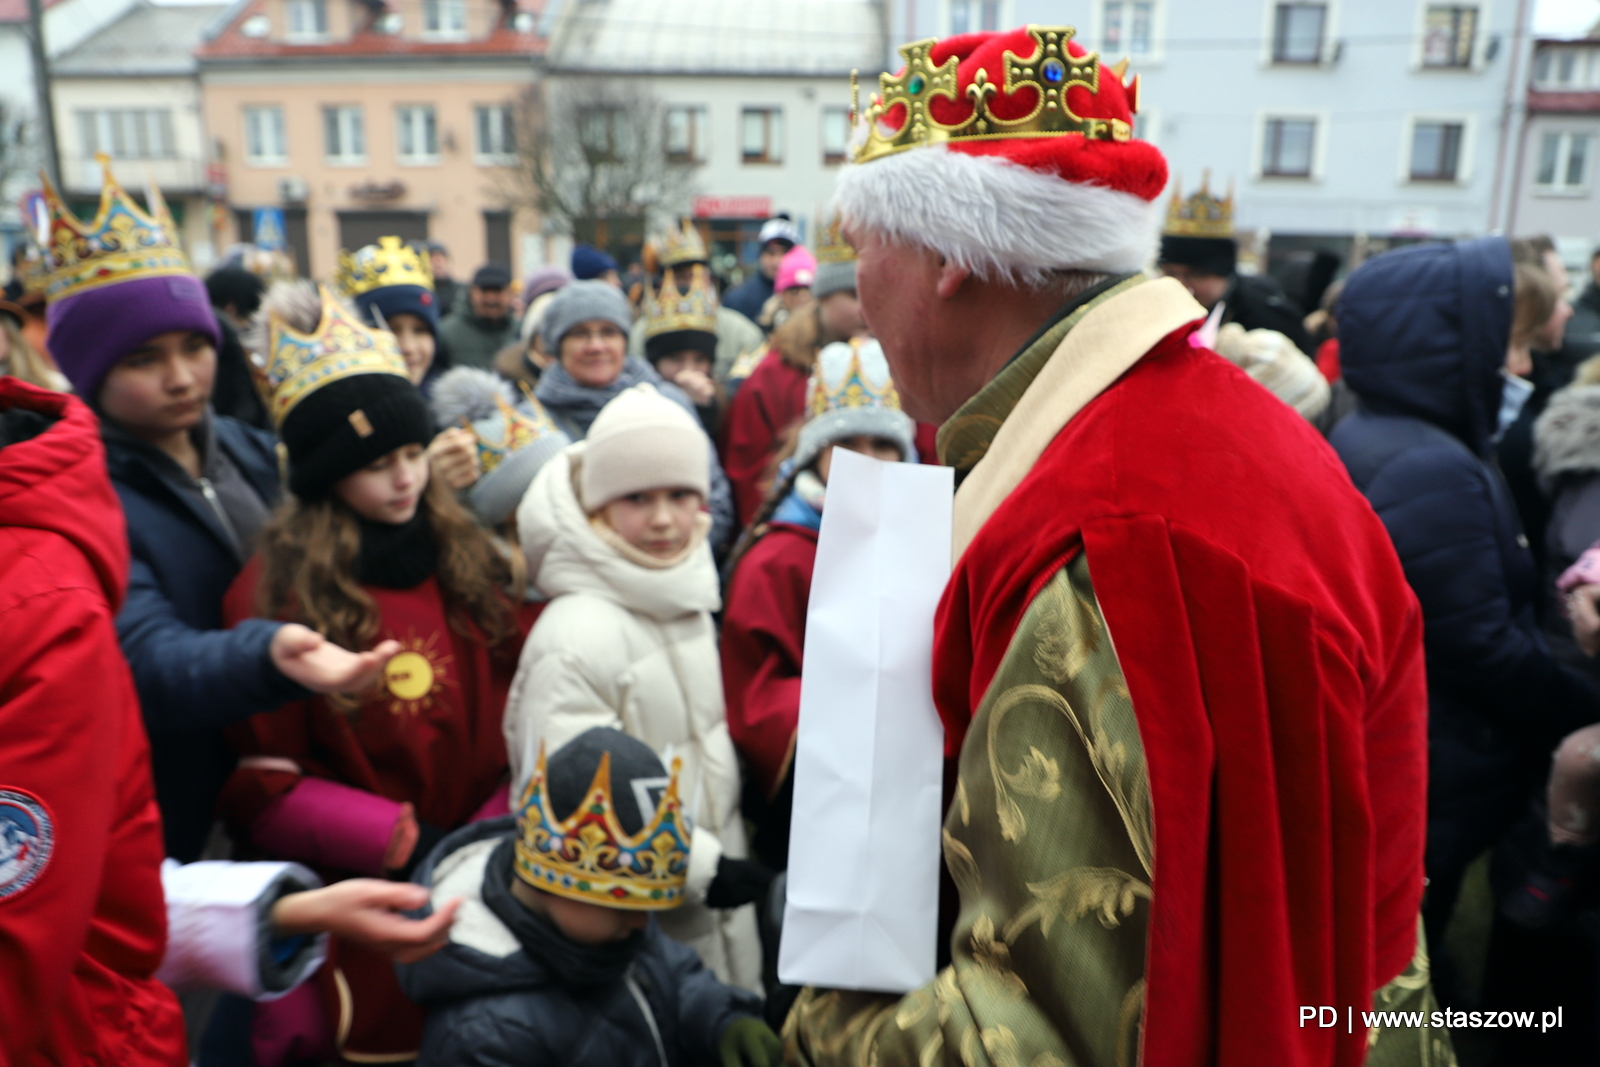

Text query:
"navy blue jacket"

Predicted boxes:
[[1329, 237, 1600, 812], [399, 819, 760, 1067], [105, 412, 305, 861]]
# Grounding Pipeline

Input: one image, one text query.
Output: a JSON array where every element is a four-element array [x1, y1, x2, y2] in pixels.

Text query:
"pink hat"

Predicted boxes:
[[775, 245, 817, 293]]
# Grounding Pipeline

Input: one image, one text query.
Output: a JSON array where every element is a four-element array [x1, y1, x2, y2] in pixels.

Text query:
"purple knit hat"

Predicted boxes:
[[47, 273, 221, 401]]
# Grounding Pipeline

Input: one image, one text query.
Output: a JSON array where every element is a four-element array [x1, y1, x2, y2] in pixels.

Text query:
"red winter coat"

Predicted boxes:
[[0, 378, 186, 1067], [721, 523, 818, 797], [721, 349, 809, 526]]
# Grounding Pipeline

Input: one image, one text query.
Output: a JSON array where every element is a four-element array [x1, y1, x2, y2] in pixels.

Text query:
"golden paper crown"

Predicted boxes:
[[1164, 172, 1234, 239], [514, 743, 691, 911], [252, 284, 409, 427], [657, 220, 709, 268], [39, 154, 192, 302], [809, 338, 902, 418], [643, 263, 719, 339], [815, 216, 856, 266], [336, 236, 435, 298], [853, 26, 1134, 166], [468, 386, 562, 475]]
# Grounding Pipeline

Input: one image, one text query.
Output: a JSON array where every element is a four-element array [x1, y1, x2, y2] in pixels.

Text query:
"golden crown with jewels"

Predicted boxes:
[[643, 263, 719, 339], [335, 236, 435, 299], [468, 386, 562, 475], [514, 743, 692, 911], [252, 284, 410, 427], [852, 26, 1136, 166], [809, 338, 902, 418], [38, 154, 194, 302], [657, 219, 710, 269], [1164, 172, 1235, 239], [815, 215, 856, 266]]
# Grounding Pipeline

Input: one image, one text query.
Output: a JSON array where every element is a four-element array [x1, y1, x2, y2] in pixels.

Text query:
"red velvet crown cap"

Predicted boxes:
[[874, 27, 1168, 202]]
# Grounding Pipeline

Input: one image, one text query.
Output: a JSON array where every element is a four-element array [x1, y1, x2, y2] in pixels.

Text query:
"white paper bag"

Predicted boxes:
[[778, 448, 953, 993]]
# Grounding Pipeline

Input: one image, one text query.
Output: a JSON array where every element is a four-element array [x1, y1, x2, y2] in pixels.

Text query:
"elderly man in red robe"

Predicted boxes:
[[784, 25, 1449, 1067]]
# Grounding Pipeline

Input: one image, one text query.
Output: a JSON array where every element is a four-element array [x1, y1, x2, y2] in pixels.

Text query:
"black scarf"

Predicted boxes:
[[481, 837, 646, 991], [355, 510, 437, 589]]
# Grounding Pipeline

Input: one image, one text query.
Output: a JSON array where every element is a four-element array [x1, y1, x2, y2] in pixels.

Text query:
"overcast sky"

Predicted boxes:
[[1538, 0, 1599, 35]]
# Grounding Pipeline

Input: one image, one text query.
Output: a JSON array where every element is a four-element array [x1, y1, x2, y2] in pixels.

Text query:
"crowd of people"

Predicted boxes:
[[11, 21, 1600, 1067]]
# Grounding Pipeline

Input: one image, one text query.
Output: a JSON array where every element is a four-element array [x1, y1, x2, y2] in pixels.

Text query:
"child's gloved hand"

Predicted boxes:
[[719, 1017, 781, 1067], [705, 856, 775, 908]]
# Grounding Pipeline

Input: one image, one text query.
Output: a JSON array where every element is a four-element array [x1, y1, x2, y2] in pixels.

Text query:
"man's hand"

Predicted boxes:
[[1570, 583, 1600, 657], [670, 367, 717, 407], [428, 427, 481, 492], [270, 624, 400, 694], [270, 880, 462, 964]]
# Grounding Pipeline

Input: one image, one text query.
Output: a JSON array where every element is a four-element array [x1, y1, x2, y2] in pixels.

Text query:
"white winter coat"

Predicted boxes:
[[505, 445, 762, 992]]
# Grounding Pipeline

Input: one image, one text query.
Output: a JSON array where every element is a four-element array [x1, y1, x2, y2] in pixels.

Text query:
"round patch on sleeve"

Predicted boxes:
[[0, 790, 54, 901]]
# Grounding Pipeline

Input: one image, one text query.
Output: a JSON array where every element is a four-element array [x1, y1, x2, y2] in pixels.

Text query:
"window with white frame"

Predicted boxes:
[[323, 106, 365, 164], [1408, 120, 1464, 181], [663, 106, 708, 163], [396, 106, 438, 163], [1537, 132, 1593, 192], [949, 0, 1001, 34], [1261, 116, 1316, 177], [742, 107, 783, 164], [285, 0, 327, 39], [422, 0, 467, 38], [1272, 2, 1326, 64], [822, 107, 851, 164], [1534, 47, 1597, 89], [76, 109, 176, 159], [1422, 5, 1477, 68], [244, 106, 287, 164], [1102, 0, 1155, 57], [474, 104, 516, 162]]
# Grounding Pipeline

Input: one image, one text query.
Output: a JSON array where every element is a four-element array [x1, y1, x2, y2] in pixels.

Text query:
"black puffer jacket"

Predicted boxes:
[[1329, 237, 1600, 812], [398, 818, 760, 1067]]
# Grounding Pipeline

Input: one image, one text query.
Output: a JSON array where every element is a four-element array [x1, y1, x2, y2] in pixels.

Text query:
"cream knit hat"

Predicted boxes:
[[579, 384, 710, 511]]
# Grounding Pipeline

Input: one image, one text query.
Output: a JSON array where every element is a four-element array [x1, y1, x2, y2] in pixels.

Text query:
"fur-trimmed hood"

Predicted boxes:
[[1535, 383, 1600, 487]]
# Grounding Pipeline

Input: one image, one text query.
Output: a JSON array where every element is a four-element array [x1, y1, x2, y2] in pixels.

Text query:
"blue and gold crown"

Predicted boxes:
[[39, 154, 193, 302], [514, 743, 691, 911], [643, 263, 718, 340], [253, 284, 409, 427], [470, 386, 562, 475], [657, 219, 710, 268], [809, 337, 903, 418], [335, 236, 435, 298]]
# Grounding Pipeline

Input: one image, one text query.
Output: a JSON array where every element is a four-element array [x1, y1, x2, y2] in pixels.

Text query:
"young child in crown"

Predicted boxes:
[[217, 280, 548, 1064], [398, 726, 781, 1067], [720, 339, 917, 869], [504, 383, 767, 991]]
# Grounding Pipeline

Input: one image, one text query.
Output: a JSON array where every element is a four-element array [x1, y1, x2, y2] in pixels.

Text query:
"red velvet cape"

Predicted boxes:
[[933, 327, 1427, 1067]]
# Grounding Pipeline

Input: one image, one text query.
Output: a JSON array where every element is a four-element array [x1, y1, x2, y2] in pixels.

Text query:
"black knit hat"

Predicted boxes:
[[1158, 234, 1237, 278], [644, 328, 717, 366], [546, 727, 670, 836], [280, 373, 434, 500]]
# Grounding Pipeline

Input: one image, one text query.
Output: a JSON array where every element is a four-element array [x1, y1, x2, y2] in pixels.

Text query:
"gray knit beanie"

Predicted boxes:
[[541, 280, 634, 355], [813, 259, 858, 300], [795, 339, 917, 473]]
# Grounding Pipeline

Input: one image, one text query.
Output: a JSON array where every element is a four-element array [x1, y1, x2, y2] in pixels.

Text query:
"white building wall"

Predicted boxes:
[[51, 75, 208, 195]]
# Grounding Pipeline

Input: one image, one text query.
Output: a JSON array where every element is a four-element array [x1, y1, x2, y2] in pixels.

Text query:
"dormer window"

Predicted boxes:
[[423, 0, 468, 39], [286, 0, 327, 40]]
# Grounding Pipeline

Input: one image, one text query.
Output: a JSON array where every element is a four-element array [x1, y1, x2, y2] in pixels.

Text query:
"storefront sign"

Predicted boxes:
[[692, 195, 772, 218]]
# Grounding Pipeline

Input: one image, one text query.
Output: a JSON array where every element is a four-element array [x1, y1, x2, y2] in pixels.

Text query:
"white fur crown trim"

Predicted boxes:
[[834, 146, 1162, 285]]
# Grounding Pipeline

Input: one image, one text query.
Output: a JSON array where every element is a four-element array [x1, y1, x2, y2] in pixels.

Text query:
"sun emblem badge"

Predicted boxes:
[[382, 630, 453, 716]]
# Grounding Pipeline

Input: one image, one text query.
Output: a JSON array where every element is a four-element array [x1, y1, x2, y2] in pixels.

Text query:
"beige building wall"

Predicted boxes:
[[202, 63, 534, 280]]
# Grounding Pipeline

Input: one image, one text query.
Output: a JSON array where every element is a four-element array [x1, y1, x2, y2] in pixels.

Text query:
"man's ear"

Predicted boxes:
[[935, 259, 970, 301]]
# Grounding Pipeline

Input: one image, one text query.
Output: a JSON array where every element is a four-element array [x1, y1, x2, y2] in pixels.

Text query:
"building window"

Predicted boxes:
[[949, 0, 1001, 34], [822, 107, 851, 164], [1103, 0, 1154, 56], [579, 107, 622, 162], [664, 106, 708, 163], [1261, 117, 1316, 177], [285, 0, 327, 39], [741, 107, 783, 163], [323, 106, 365, 164], [421, 0, 467, 38], [1409, 121, 1463, 181], [474, 104, 516, 162], [396, 106, 438, 163], [244, 106, 287, 164], [1272, 3, 1326, 63], [76, 109, 176, 159], [1534, 48, 1590, 89], [1422, 5, 1477, 68], [1537, 132, 1593, 192]]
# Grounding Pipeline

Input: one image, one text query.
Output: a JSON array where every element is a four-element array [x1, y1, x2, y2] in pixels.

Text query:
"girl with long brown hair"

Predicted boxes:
[[218, 281, 535, 1065]]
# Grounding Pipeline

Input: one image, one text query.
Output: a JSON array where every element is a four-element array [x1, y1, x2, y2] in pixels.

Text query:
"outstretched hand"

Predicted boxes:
[[270, 880, 462, 964], [270, 624, 401, 694], [719, 1018, 781, 1067]]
